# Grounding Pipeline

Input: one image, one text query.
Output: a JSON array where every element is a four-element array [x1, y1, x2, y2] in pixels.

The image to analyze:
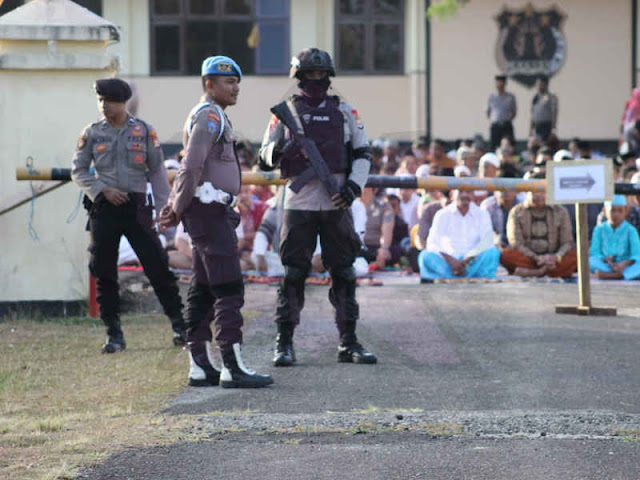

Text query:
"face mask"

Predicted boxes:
[[299, 77, 331, 100]]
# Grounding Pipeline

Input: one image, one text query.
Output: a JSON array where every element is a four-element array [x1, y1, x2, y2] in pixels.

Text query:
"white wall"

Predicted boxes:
[[0, 69, 110, 301]]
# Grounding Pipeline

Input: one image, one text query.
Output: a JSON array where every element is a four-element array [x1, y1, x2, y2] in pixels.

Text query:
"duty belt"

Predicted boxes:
[[194, 182, 237, 207]]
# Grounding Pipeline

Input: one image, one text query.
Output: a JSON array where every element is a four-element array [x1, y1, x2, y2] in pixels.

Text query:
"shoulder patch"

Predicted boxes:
[[268, 114, 279, 132], [150, 129, 161, 149], [207, 120, 219, 135], [77, 136, 87, 150], [350, 108, 365, 129]]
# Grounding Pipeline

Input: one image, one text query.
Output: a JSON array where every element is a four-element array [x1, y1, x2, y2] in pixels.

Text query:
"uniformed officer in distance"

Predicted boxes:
[[72, 78, 186, 353], [259, 48, 377, 367], [158, 56, 273, 388]]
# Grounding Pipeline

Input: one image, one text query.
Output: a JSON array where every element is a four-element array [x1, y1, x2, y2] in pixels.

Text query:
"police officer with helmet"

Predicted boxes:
[[158, 56, 273, 388], [259, 48, 377, 367], [72, 78, 186, 353]]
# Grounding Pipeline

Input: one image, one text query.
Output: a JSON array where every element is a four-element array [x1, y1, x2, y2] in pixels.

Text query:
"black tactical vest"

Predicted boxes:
[[280, 95, 348, 178]]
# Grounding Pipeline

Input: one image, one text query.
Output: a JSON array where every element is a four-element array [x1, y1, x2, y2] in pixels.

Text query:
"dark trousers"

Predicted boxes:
[[276, 209, 361, 342], [490, 121, 514, 150], [88, 195, 182, 328], [182, 201, 244, 352], [533, 121, 552, 142]]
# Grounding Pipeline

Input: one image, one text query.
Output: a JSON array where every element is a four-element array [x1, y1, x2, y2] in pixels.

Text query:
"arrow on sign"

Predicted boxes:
[[559, 173, 596, 191]]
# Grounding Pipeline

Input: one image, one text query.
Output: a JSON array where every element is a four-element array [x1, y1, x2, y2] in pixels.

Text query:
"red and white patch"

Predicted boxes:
[[268, 114, 279, 132]]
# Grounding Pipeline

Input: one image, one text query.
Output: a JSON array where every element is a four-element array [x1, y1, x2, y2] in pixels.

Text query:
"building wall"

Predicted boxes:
[[430, 0, 632, 142], [105, 0, 631, 144], [106, 0, 426, 144]]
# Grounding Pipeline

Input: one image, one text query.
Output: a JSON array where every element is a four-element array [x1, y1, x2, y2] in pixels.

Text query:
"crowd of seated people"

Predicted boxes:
[[119, 102, 640, 286]]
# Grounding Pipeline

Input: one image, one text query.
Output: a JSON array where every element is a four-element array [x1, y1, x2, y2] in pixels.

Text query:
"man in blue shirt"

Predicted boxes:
[[590, 195, 640, 280]]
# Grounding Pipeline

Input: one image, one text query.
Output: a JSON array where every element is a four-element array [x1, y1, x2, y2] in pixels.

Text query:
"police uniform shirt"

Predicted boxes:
[[487, 92, 516, 123], [259, 98, 370, 211], [531, 92, 558, 124], [171, 94, 241, 217], [72, 116, 169, 211]]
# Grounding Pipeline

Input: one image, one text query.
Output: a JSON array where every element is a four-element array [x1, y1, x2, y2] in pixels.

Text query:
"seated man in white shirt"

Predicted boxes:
[[418, 189, 500, 282]]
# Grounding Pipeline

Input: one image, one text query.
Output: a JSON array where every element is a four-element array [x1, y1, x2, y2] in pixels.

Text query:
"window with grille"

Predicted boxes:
[[150, 0, 290, 76], [335, 0, 404, 75]]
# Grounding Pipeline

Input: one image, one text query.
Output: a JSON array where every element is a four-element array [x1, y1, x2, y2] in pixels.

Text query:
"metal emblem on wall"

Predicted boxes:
[[495, 3, 566, 87]]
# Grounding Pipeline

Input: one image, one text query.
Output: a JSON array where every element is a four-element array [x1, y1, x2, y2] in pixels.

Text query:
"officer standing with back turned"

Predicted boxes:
[[158, 56, 273, 388], [72, 78, 186, 353], [259, 48, 377, 367]]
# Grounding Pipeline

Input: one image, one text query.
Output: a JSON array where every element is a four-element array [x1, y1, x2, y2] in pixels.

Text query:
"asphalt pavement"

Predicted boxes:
[[78, 279, 640, 479]]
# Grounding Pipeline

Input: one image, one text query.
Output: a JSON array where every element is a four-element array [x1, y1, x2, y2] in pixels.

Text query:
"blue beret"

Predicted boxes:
[[201, 56, 242, 81], [94, 78, 132, 102]]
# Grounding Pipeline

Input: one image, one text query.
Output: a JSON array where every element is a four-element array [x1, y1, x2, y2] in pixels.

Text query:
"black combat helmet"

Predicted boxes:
[[290, 48, 336, 79]]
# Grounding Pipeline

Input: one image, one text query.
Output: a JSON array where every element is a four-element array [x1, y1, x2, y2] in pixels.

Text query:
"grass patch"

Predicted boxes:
[[0, 314, 207, 480]]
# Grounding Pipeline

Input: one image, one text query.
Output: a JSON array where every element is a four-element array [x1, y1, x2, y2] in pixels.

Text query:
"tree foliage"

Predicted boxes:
[[427, 0, 470, 19]]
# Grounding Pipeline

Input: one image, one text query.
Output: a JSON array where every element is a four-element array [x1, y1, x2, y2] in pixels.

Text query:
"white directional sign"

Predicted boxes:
[[546, 159, 614, 205]]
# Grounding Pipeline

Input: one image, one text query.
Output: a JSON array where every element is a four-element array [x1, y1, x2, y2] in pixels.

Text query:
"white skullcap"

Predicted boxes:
[[553, 149, 573, 162], [164, 159, 181, 170], [479, 152, 500, 168], [454, 165, 471, 177], [416, 164, 430, 180]]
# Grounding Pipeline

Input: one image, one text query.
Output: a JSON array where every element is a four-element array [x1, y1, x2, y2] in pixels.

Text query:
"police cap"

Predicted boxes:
[[201, 56, 243, 81], [290, 48, 335, 79], [94, 78, 132, 103]]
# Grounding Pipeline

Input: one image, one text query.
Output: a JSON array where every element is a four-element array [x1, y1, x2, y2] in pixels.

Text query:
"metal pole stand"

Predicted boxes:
[[555, 204, 617, 316]]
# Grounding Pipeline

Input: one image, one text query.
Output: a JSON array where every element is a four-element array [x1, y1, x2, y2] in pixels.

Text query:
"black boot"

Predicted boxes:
[[188, 341, 220, 387], [337, 341, 377, 364], [102, 320, 126, 354], [170, 315, 187, 347], [220, 344, 274, 388], [273, 324, 296, 367]]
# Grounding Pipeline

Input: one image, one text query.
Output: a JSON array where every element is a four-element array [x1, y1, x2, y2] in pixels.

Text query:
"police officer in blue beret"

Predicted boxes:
[[159, 56, 273, 388], [72, 77, 186, 353], [259, 48, 377, 367]]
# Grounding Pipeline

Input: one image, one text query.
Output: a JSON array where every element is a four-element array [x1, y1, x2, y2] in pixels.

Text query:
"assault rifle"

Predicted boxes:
[[269, 101, 340, 197]]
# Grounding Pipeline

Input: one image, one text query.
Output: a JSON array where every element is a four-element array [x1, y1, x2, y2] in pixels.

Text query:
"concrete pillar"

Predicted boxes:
[[0, 0, 120, 315]]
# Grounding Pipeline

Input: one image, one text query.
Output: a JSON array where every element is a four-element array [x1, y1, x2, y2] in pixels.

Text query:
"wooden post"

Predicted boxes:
[[555, 203, 617, 316], [576, 203, 592, 314]]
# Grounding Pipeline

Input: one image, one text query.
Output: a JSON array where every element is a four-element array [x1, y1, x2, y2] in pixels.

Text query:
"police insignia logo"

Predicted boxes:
[[495, 3, 566, 87], [302, 114, 311, 124], [208, 121, 218, 134], [77, 136, 87, 150], [96, 143, 107, 152], [217, 63, 232, 72]]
